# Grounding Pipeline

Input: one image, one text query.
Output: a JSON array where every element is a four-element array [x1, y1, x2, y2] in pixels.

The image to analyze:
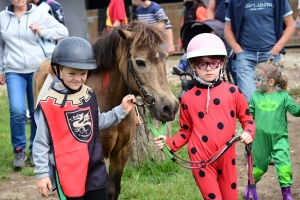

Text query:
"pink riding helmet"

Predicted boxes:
[[186, 33, 227, 59]]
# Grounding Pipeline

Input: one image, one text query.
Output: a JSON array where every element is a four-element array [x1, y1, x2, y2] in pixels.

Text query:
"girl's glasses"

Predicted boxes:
[[195, 61, 220, 71]]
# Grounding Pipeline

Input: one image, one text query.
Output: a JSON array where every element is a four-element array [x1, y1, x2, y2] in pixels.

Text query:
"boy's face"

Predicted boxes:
[[132, 0, 141, 6], [59, 66, 88, 90], [191, 56, 223, 82]]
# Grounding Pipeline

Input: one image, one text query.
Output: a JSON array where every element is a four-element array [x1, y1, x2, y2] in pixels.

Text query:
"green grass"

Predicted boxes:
[[0, 90, 34, 179]]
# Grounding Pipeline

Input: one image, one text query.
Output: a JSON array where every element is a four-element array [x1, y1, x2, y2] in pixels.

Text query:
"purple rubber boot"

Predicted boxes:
[[281, 186, 293, 200], [244, 185, 253, 199]]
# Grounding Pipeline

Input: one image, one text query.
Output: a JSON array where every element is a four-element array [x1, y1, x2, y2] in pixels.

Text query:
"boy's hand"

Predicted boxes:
[[29, 23, 41, 36], [154, 135, 166, 150], [239, 132, 253, 144], [37, 177, 52, 198], [121, 94, 136, 113]]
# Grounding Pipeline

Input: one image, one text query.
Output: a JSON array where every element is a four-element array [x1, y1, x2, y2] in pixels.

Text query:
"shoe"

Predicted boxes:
[[281, 186, 293, 200], [269, 158, 274, 165], [244, 185, 253, 199], [29, 152, 35, 167], [13, 148, 27, 169], [173, 65, 184, 74]]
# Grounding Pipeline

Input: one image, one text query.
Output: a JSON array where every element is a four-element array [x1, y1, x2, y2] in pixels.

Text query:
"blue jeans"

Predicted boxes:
[[235, 51, 280, 102], [6, 72, 36, 153], [227, 52, 237, 85]]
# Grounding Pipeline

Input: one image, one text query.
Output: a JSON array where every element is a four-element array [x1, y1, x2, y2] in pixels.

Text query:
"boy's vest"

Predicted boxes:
[[39, 84, 107, 197]]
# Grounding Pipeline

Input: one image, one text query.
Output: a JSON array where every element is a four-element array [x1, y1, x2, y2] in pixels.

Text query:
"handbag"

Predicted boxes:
[[37, 35, 56, 57]]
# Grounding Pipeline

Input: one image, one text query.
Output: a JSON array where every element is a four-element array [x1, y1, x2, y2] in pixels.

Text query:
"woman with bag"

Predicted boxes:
[[0, 0, 68, 170]]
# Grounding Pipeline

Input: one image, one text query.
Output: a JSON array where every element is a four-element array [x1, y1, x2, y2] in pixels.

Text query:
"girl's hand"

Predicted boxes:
[[37, 177, 52, 198], [154, 135, 166, 150], [239, 132, 253, 144], [121, 95, 136, 113], [29, 23, 41, 36]]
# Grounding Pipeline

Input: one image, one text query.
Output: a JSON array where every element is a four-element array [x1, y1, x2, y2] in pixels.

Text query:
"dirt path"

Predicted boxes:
[[0, 53, 299, 199]]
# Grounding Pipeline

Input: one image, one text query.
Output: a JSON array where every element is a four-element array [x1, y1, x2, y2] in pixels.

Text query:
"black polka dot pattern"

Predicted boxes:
[[195, 90, 201, 96], [183, 124, 188, 130], [191, 147, 197, 154], [229, 87, 236, 93], [202, 135, 208, 142], [180, 134, 186, 139], [232, 158, 235, 165], [198, 111, 205, 119], [217, 122, 224, 130], [213, 98, 220, 105], [245, 109, 250, 115], [247, 129, 252, 133], [173, 140, 175, 146], [230, 110, 235, 118], [217, 169, 222, 175], [182, 104, 188, 110], [231, 182, 237, 189], [248, 121, 254, 125], [199, 170, 205, 177], [208, 193, 216, 199]]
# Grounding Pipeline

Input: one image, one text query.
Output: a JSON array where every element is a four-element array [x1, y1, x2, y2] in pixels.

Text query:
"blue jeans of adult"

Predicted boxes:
[[235, 51, 280, 102], [6, 72, 36, 153]]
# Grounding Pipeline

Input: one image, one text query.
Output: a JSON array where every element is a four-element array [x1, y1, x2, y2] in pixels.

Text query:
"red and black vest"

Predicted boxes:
[[39, 84, 107, 198]]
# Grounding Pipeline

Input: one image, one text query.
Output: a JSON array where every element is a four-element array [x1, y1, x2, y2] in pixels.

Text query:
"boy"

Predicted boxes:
[[33, 37, 136, 199], [154, 33, 255, 199], [133, 0, 175, 55]]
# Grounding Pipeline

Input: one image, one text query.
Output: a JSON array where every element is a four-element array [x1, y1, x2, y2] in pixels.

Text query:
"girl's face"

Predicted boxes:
[[254, 69, 272, 92], [59, 66, 88, 90], [191, 56, 223, 82]]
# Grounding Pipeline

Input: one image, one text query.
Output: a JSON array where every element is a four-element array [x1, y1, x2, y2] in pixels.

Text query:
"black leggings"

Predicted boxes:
[[65, 187, 108, 200]]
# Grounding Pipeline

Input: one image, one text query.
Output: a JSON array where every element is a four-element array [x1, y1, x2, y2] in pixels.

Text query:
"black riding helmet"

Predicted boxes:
[[51, 36, 96, 70], [50, 37, 96, 107]]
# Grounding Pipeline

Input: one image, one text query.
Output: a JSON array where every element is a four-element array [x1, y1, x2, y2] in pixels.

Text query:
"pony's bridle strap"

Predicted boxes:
[[126, 46, 155, 106]]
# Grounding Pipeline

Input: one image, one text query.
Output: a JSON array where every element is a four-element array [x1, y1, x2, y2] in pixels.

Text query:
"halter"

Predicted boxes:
[[126, 46, 155, 106]]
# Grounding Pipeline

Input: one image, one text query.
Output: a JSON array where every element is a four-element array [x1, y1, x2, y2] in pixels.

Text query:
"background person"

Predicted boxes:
[[173, 0, 207, 73], [106, 0, 127, 30], [224, 0, 295, 102], [133, 0, 175, 55], [0, 0, 68, 170]]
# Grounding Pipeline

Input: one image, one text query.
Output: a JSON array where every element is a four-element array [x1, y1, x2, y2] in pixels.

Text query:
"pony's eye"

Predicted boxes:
[[135, 60, 146, 68]]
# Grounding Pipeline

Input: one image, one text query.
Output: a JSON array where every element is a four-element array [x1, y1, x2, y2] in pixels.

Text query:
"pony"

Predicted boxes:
[[33, 19, 179, 200]]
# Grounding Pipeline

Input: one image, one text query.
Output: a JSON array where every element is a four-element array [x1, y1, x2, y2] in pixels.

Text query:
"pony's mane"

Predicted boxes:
[[92, 20, 167, 72]]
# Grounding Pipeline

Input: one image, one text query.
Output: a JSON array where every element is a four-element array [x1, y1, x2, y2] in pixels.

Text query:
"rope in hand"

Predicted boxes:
[[146, 114, 241, 169]]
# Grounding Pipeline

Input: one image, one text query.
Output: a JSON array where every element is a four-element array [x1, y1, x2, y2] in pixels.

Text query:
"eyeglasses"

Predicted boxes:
[[254, 77, 269, 84], [195, 60, 220, 71]]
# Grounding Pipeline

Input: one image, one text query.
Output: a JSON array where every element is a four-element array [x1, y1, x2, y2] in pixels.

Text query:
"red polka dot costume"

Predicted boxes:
[[166, 80, 255, 200]]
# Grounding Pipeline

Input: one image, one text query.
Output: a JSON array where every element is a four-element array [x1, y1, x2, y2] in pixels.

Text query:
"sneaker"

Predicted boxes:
[[29, 152, 35, 167], [173, 65, 184, 74], [269, 158, 274, 165], [244, 185, 254, 199], [13, 148, 27, 169]]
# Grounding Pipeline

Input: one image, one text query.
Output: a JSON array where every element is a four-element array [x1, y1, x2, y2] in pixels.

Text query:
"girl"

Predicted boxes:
[[244, 57, 300, 200], [155, 33, 255, 199]]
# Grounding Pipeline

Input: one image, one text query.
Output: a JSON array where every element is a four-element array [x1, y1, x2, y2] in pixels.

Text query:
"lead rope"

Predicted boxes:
[[146, 114, 241, 169], [245, 144, 259, 200]]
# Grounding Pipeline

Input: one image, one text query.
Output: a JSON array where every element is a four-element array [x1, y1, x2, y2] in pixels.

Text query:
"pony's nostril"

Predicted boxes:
[[162, 105, 171, 117]]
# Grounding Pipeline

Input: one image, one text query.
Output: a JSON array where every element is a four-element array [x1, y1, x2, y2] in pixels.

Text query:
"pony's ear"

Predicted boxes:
[[156, 19, 167, 30], [117, 29, 132, 40]]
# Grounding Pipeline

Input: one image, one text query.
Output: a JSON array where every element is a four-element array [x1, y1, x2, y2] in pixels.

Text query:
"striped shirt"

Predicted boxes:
[[136, 1, 172, 29]]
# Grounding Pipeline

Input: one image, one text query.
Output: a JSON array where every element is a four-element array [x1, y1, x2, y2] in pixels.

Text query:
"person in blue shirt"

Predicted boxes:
[[27, 0, 65, 25], [224, 0, 295, 103]]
